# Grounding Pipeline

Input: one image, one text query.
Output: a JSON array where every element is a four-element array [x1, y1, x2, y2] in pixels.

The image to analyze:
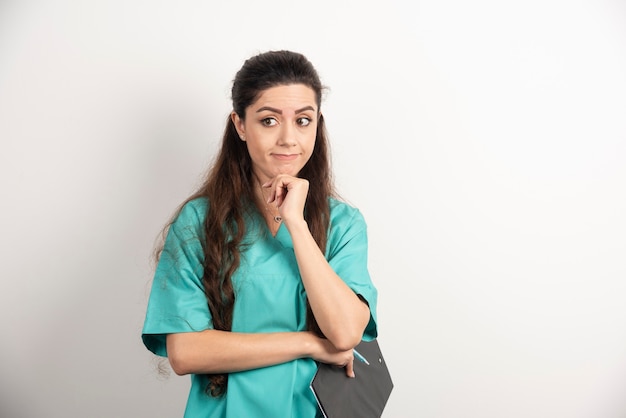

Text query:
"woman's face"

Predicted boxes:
[[232, 84, 318, 184]]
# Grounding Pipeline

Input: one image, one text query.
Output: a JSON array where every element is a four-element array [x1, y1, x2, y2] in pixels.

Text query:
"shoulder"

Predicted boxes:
[[329, 197, 365, 223], [325, 198, 369, 257], [167, 197, 209, 238], [328, 197, 367, 232], [175, 197, 209, 223]]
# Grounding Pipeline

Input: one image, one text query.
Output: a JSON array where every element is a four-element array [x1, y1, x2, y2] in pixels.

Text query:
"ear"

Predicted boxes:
[[231, 112, 246, 141]]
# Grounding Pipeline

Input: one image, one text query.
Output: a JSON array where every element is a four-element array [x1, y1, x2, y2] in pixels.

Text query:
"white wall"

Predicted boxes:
[[1, 1, 625, 417]]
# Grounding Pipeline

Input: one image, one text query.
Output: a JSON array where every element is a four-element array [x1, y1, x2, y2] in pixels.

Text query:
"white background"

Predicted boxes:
[[1, 1, 625, 417]]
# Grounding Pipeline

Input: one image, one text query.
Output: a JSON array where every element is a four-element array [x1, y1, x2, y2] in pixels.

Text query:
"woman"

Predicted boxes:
[[142, 50, 378, 417]]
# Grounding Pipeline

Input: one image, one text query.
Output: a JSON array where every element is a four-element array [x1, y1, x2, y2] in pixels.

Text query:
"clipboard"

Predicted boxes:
[[310, 339, 393, 418]]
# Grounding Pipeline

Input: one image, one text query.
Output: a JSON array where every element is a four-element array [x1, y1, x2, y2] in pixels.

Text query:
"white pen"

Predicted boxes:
[[353, 348, 370, 365]]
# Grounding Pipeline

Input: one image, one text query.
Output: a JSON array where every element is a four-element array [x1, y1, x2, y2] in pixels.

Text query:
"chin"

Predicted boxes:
[[276, 167, 301, 177]]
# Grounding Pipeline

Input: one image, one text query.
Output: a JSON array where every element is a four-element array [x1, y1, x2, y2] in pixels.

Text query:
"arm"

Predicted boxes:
[[144, 199, 361, 378], [267, 176, 371, 351], [287, 220, 371, 350], [165, 330, 355, 376]]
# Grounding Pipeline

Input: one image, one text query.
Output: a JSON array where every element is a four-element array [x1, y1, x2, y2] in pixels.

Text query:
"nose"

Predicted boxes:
[[277, 123, 297, 147]]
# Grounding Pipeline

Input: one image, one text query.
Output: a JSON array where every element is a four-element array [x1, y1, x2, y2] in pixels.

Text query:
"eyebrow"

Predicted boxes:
[[256, 105, 317, 114]]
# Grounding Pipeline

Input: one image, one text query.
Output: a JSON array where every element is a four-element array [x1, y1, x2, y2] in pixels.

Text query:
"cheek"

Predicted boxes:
[[305, 136, 317, 153], [245, 138, 270, 163], [246, 142, 262, 159]]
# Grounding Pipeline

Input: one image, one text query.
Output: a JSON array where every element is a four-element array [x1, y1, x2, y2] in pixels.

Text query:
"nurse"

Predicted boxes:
[[142, 50, 378, 417]]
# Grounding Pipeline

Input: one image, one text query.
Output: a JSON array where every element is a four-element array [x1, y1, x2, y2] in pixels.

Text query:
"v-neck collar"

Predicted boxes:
[[250, 210, 294, 249], [272, 221, 293, 248]]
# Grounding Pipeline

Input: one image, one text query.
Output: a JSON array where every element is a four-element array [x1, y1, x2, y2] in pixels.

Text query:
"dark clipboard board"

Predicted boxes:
[[310, 339, 393, 418]]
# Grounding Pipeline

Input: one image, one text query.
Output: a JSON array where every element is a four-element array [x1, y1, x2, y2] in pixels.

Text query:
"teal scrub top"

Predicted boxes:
[[142, 197, 378, 418]]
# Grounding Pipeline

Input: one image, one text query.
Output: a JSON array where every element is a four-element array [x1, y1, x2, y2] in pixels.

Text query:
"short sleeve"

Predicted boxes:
[[327, 203, 378, 341], [141, 199, 212, 357]]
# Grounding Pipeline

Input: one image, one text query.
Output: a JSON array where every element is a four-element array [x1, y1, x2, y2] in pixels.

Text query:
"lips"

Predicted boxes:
[[272, 153, 299, 161]]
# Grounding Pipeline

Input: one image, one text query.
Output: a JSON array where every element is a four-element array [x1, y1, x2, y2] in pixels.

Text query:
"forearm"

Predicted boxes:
[[166, 330, 316, 375], [287, 220, 370, 350]]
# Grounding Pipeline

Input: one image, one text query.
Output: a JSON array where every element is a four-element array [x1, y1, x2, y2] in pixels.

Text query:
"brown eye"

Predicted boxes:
[[262, 118, 277, 127], [297, 117, 311, 127]]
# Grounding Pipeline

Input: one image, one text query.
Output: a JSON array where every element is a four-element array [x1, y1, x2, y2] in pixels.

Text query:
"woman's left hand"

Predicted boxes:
[[262, 175, 309, 224]]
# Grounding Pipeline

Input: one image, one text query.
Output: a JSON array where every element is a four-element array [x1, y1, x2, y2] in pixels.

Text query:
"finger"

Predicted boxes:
[[262, 178, 287, 203], [276, 187, 288, 207], [345, 359, 355, 378], [261, 181, 276, 203], [273, 180, 289, 207]]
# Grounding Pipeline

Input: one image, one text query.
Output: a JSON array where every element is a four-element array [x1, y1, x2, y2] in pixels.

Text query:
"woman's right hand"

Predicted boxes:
[[307, 333, 356, 378]]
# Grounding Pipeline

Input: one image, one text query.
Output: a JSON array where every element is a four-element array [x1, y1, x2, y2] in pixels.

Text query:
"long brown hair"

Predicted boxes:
[[155, 50, 334, 397]]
